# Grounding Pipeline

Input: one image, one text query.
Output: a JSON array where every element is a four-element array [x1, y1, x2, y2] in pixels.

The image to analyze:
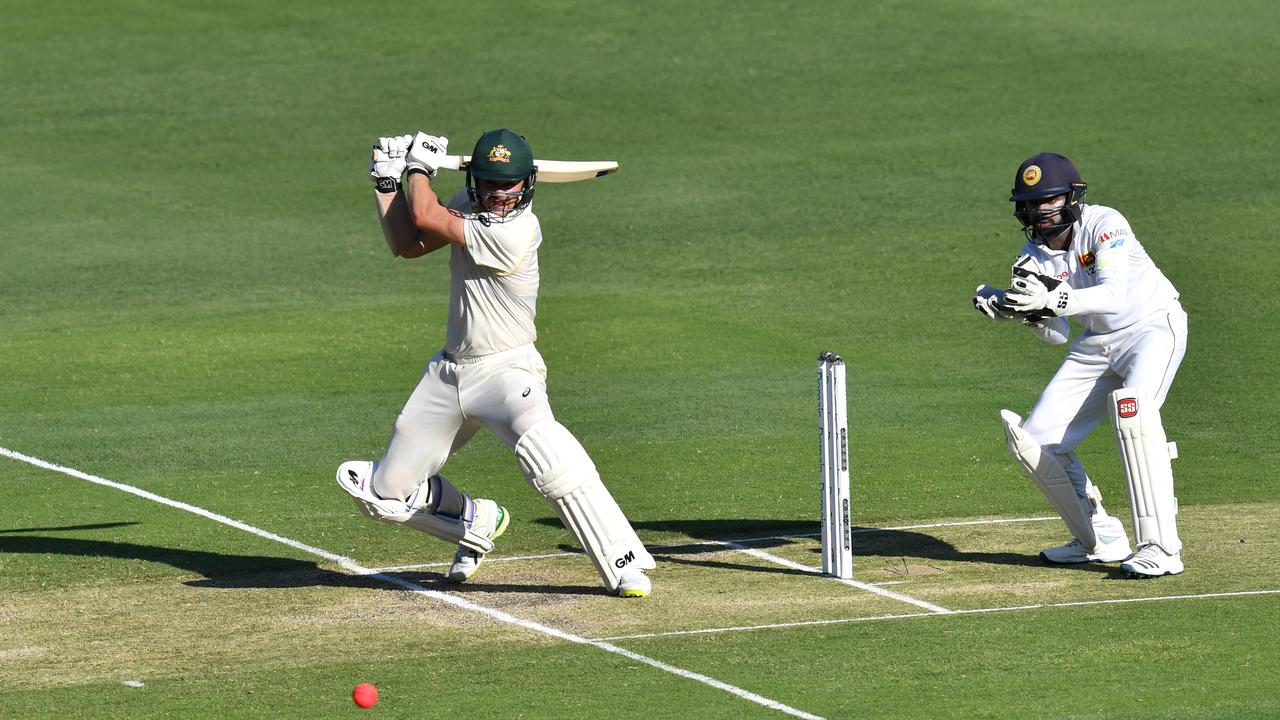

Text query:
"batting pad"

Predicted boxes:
[[336, 463, 494, 553], [1000, 410, 1098, 550], [515, 421, 655, 591], [1109, 388, 1182, 554]]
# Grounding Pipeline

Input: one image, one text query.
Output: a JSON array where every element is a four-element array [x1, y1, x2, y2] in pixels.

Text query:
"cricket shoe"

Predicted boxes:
[[446, 501, 510, 583], [616, 570, 651, 599], [1121, 544, 1184, 578], [1040, 514, 1132, 564]]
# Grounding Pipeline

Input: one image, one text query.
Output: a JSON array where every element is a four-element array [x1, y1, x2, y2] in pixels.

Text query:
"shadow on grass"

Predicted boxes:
[[531, 516, 1111, 575], [391, 572, 603, 597], [0, 522, 139, 534], [0, 534, 608, 595], [848, 526, 1114, 573]]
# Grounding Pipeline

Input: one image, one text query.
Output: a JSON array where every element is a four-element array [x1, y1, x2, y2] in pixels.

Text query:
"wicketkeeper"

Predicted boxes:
[[337, 129, 655, 597], [973, 152, 1188, 577]]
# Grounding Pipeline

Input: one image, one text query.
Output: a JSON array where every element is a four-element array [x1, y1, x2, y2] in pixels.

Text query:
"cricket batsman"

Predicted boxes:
[[336, 129, 655, 597], [973, 152, 1188, 577]]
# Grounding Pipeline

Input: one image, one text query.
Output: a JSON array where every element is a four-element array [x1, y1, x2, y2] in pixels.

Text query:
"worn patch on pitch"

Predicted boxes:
[[883, 563, 946, 577]]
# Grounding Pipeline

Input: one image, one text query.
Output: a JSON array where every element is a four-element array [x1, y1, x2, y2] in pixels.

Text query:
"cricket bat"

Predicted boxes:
[[435, 156, 618, 183]]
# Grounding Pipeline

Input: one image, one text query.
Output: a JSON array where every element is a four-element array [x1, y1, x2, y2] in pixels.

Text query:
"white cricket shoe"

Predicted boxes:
[[446, 501, 509, 583], [616, 570, 651, 598], [1040, 514, 1132, 564], [1121, 544, 1184, 577]]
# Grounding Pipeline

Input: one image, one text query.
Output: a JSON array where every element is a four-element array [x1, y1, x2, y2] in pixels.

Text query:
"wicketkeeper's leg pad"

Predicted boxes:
[[1108, 387, 1182, 554], [1000, 411, 1098, 550], [515, 421, 655, 591], [336, 462, 496, 554]]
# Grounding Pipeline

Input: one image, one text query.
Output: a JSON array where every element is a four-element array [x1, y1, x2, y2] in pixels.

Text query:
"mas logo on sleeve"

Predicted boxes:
[[1099, 228, 1129, 249]]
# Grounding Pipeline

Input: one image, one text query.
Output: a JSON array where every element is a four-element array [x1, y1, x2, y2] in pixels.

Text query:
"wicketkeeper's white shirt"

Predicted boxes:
[[1017, 203, 1180, 335], [444, 190, 542, 358]]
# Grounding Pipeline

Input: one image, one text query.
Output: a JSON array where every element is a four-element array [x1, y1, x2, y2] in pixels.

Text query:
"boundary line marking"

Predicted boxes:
[[1, 447, 824, 720]]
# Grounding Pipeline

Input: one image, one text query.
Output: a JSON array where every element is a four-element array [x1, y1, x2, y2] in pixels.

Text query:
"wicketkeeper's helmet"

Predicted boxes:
[[466, 128, 537, 223], [1010, 152, 1087, 244]]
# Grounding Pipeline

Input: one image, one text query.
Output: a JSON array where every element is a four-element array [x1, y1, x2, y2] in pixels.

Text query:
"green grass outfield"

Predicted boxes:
[[2, 1, 1278, 718]]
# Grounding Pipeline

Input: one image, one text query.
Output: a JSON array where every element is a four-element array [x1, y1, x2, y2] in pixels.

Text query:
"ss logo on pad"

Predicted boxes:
[[1117, 398, 1138, 418]]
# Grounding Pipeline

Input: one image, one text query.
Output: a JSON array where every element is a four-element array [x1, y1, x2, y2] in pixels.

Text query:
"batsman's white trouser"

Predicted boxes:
[[373, 344, 554, 501], [1021, 306, 1187, 500]]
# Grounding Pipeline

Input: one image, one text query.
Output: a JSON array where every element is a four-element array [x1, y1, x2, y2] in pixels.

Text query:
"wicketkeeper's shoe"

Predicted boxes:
[[446, 501, 509, 583], [1121, 544, 1184, 577], [1040, 514, 1132, 564], [616, 570, 651, 598]]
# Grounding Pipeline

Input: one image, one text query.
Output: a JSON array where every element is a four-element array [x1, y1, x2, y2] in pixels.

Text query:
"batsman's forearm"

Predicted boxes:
[[405, 173, 465, 248], [374, 189, 427, 257]]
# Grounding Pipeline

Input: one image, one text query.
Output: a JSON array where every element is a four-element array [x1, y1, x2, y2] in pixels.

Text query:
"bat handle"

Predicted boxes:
[[436, 155, 464, 171]]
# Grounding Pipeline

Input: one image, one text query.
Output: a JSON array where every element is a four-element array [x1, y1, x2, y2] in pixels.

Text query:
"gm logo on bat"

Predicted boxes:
[[1117, 398, 1138, 418]]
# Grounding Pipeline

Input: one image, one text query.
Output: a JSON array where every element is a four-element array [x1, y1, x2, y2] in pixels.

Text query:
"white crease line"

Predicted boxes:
[[723, 541, 954, 614], [595, 589, 1280, 641], [1, 446, 824, 720], [599, 612, 937, 641], [875, 516, 1059, 531], [2, 447, 355, 566], [958, 589, 1280, 613]]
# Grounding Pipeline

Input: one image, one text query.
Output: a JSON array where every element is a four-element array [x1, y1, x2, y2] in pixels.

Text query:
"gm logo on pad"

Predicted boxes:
[[1117, 398, 1138, 418]]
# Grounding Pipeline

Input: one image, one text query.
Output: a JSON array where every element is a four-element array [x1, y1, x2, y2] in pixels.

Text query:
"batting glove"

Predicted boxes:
[[370, 134, 412, 194], [405, 131, 449, 179]]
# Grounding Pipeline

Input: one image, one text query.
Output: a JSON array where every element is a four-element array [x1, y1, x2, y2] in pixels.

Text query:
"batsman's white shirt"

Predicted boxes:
[[372, 193, 553, 501], [1016, 203, 1179, 334], [445, 190, 541, 359]]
